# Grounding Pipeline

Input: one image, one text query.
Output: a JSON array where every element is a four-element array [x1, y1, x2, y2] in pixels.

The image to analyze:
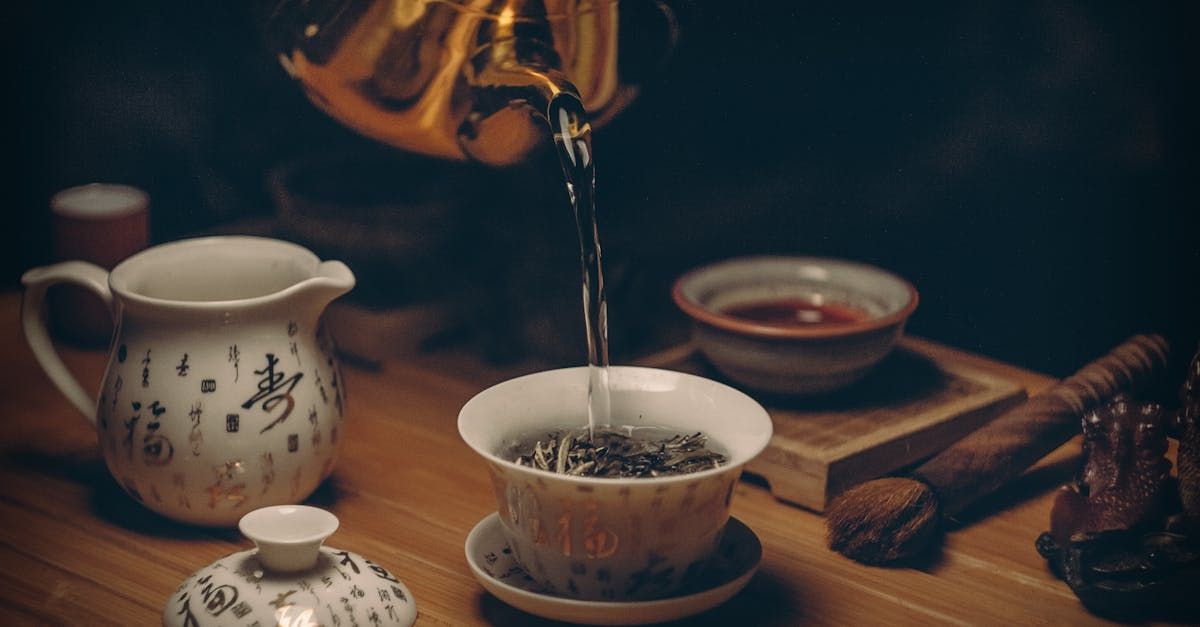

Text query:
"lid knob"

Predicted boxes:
[[238, 505, 339, 573]]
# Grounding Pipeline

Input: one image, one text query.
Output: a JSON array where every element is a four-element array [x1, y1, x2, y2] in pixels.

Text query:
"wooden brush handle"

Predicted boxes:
[[912, 334, 1170, 518]]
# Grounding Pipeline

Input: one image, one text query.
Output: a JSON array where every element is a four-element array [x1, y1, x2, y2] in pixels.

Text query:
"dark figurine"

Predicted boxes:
[[1173, 345, 1200, 520], [1037, 350, 1200, 620], [1048, 398, 1171, 546]]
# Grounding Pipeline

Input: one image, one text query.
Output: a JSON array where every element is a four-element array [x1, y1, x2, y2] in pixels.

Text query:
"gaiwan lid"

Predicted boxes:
[[164, 505, 416, 627]]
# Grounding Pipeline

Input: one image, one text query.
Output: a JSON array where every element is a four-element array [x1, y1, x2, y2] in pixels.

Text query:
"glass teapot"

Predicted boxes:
[[266, 0, 677, 165]]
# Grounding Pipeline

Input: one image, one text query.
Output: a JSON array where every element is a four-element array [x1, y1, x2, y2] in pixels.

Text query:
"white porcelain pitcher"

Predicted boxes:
[[22, 236, 355, 526]]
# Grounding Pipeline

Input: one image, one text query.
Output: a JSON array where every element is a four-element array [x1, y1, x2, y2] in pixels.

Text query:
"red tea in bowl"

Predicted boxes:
[[721, 298, 869, 329]]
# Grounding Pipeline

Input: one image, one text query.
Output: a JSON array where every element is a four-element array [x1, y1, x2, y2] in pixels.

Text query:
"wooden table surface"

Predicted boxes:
[[0, 291, 1129, 626]]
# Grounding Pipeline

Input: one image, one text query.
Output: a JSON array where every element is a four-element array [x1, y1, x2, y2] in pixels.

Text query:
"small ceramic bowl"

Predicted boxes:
[[672, 256, 918, 395], [458, 366, 772, 602]]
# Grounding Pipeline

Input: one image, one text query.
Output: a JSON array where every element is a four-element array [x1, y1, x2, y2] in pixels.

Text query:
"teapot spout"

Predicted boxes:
[[295, 260, 356, 308], [456, 12, 583, 165]]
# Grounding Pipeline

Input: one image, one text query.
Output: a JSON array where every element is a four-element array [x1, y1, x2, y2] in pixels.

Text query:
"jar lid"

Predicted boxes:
[[164, 505, 416, 626]]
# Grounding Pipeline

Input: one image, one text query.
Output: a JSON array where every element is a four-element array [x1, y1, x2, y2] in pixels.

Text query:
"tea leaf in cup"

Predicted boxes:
[[510, 427, 727, 478]]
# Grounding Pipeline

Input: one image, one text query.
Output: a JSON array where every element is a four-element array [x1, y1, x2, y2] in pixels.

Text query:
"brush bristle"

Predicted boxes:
[[826, 477, 941, 565]]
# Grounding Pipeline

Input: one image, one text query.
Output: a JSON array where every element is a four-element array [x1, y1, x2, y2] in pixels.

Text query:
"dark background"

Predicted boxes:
[[5, 1, 1197, 377]]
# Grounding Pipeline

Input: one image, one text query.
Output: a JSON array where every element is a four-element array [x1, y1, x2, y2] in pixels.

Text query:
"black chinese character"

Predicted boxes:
[[334, 551, 360, 574], [228, 344, 240, 382], [141, 349, 152, 388], [197, 575, 239, 616], [367, 561, 400, 583], [176, 593, 199, 627], [226, 414, 239, 433], [314, 369, 328, 404], [124, 401, 142, 461], [142, 401, 174, 466], [244, 353, 303, 433], [111, 375, 122, 411]]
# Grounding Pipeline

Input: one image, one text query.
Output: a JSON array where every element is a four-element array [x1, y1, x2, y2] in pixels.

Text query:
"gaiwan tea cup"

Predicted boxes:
[[458, 366, 772, 601]]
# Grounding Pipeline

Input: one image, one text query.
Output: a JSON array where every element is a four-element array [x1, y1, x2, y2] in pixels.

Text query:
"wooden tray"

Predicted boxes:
[[637, 338, 1027, 512]]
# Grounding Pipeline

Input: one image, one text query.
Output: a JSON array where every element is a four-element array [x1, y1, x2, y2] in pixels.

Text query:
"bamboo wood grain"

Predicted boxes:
[[0, 292, 1168, 625]]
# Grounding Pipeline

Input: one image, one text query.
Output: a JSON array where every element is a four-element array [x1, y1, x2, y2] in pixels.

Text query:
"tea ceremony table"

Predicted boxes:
[[0, 291, 1150, 625]]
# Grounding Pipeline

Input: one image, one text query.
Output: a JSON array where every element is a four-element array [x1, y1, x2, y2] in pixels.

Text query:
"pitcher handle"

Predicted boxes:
[[21, 261, 113, 424]]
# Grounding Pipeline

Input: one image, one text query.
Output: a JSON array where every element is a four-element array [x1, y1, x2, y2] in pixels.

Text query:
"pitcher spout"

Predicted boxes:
[[295, 260, 356, 309]]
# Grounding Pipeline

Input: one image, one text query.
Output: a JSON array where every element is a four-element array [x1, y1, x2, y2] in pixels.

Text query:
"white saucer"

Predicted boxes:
[[464, 513, 762, 625]]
